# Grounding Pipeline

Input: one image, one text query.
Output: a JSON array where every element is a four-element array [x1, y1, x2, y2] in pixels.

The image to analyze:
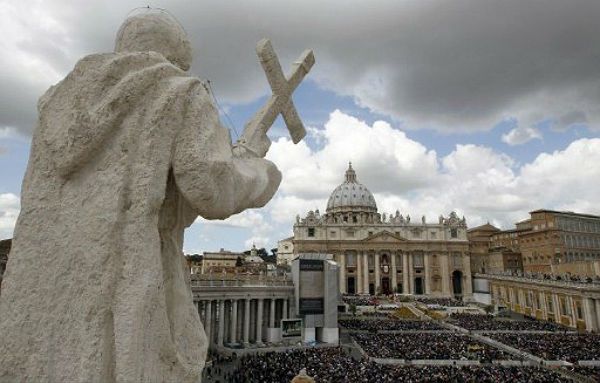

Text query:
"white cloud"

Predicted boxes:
[[0, 193, 20, 239], [266, 111, 600, 233], [244, 236, 271, 249], [267, 110, 439, 200], [196, 209, 273, 251], [502, 125, 543, 145]]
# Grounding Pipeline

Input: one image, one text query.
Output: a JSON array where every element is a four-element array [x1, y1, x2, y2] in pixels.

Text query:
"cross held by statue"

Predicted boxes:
[[236, 39, 315, 157]]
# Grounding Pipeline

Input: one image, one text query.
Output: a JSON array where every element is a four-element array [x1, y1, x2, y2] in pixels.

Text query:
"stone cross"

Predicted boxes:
[[236, 39, 315, 155]]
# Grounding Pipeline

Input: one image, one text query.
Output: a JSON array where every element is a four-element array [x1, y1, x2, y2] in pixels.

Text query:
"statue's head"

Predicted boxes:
[[115, 11, 192, 71]]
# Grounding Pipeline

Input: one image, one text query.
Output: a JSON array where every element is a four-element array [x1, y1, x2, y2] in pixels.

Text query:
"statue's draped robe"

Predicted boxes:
[[0, 51, 279, 382]]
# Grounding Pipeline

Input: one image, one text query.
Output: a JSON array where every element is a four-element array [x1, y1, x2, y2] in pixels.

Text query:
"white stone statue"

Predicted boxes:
[[0, 11, 313, 383]]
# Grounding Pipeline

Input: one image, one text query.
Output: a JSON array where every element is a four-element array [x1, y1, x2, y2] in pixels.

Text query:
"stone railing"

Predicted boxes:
[[190, 274, 293, 288]]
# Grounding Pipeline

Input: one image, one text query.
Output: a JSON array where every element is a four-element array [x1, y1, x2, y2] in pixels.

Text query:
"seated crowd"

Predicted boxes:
[[353, 311, 391, 318], [228, 348, 570, 383], [342, 295, 377, 306], [489, 333, 600, 362], [448, 313, 570, 331], [339, 318, 445, 331], [414, 297, 467, 307], [352, 333, 510, 361], [568, 366, 600, 381]]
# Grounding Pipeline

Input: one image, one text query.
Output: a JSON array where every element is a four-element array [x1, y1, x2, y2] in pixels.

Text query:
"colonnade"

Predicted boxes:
[[196, 297, 292, 348], [490, 277, 600, 332]]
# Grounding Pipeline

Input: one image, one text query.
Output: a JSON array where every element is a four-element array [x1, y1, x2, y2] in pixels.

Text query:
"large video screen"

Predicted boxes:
[[281, 318, 303, 338]]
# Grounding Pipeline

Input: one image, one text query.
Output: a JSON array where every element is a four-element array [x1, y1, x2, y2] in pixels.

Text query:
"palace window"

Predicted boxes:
[[576, 302, 583, 320], [395, 254, 402, 268], [452, 253, 462, 268], [450, 228, 458, 238], [347, 253, 356, 267], [413, 252, 424, 268], [308, 228, 315, 237]]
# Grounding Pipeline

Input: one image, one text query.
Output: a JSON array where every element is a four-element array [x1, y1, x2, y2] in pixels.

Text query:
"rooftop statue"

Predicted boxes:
[[0, 10, 313, 383]]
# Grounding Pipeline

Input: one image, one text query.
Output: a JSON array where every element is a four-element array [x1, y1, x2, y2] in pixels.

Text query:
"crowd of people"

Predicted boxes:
[[356, 311, 391, 318], [568, 366, 600, 381], [225, 347, 570, 382], [352, 333, 510, 361], [342, 295, 377, 306], [448, 313, 570, 331], [339, 318, 445, 331], [414, 297, 467, 307], [495, 270, 600, 285], [489, 333, 600, 362]]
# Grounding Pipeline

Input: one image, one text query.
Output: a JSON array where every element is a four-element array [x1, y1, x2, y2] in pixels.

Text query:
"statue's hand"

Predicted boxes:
[[233, 124, 271, 158]]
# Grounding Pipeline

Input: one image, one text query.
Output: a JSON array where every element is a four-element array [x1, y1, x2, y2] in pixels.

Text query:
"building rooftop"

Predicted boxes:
[[530, 209, 600, 220]]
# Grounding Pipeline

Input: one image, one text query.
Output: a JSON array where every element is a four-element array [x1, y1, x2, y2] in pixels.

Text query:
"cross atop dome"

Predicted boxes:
[[345, 161, 357, 183]]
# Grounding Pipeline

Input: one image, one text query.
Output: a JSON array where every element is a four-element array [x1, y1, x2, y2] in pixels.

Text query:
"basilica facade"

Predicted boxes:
[[292, 164, 472, 299]]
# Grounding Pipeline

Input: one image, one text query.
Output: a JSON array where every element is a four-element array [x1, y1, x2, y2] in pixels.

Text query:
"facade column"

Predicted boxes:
[[229, 299, 238, 344], [391, 252, 398, 293], [595, 299, 600, 332], [256, 298, 264, 344], [593, 299, 600, 331], [217, 300, 225, 346], [339, 254, 346, 294], [583, 297, 598, 332], [441, 253, 450, 296], [269, 298, 276, 328], [356, 251, 363, 294], [402, 252, 409, 294], [205, 300, 213, 346], [363, 252, 369, 294], [553, 294, 561, 324], [374, 252, 380, 294], [408, 252, 414, 294], [243, 299, 250, 345], [289, 296, 297, 318], [462, 252, 473, 297], [540, 291, 548, 321], [283, 298, 289, 319], [569, 296, 578, 326], [423, 252, 431, 295]]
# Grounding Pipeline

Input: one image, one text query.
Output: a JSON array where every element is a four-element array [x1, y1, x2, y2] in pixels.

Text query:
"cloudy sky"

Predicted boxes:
[[1, 0, 600, 253]]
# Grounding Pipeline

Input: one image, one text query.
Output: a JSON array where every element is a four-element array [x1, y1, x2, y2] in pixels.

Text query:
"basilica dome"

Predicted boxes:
[[326, 163, 377, 213]]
